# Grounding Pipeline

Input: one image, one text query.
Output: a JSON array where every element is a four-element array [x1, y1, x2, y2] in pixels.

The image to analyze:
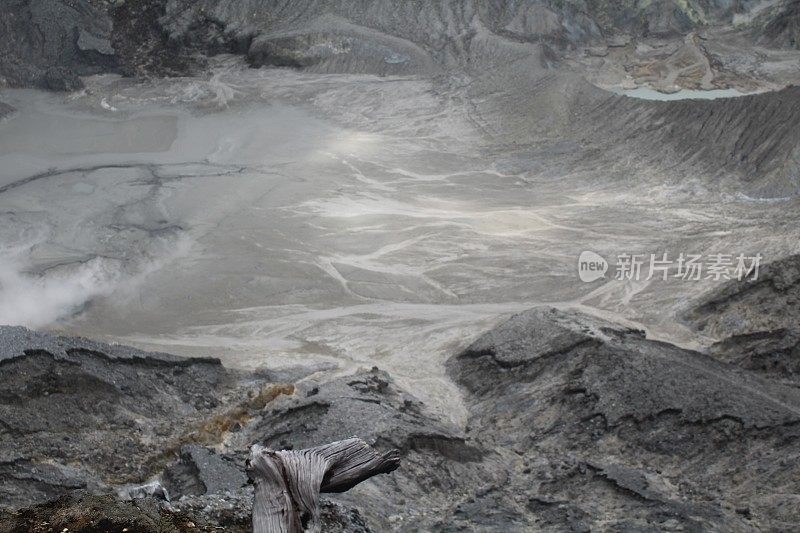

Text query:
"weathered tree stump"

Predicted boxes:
[[248, 437, 401, 533]]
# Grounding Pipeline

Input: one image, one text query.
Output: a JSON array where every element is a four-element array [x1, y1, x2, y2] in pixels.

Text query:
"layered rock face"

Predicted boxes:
[[684, 254, 800, 379], [0, 327, 234, 508], [448, 306, 800, 530]]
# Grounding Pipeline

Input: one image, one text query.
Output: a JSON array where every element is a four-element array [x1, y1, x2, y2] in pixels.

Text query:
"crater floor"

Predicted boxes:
[[0, 60, 799, 424]]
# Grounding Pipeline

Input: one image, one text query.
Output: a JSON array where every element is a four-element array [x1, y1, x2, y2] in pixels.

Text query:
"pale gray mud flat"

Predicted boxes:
[[1, 58, 799, 424]]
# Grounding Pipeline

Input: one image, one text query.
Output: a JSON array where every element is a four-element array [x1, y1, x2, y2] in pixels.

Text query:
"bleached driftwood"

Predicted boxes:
[[248, 437, 401, 533]]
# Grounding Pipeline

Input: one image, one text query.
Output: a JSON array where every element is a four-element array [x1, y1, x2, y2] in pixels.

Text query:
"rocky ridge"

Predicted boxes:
[[448, 305, 800, 530], [3, 264, 800, 530]]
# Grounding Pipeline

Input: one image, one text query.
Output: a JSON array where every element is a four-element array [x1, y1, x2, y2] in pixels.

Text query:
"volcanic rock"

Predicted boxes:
[[684, 253, 800, 380], [447, 306, 800, 530]]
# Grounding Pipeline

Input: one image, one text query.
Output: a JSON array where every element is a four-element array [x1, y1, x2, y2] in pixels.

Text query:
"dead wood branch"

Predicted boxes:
[[248, 437, 400, 533]]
